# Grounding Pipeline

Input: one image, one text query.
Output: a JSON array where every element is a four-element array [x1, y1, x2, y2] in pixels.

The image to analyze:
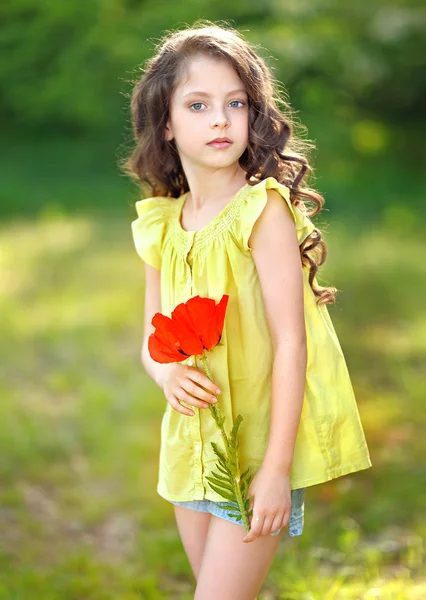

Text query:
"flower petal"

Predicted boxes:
[[148, 295, 230, 363], [180, 294, 229, 350], [171, 300, 205, 355], [148, 333, 186, 363], [149, 313, 193, 362]]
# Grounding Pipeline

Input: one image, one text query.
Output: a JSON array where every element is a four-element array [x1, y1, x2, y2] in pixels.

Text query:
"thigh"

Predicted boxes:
[[173, 504, 212, 580], [194, 513, 284, 600]]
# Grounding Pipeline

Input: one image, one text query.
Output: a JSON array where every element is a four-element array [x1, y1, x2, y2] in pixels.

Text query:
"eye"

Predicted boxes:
[[229, 100, 246, 108], [189, 102, 205, 112]]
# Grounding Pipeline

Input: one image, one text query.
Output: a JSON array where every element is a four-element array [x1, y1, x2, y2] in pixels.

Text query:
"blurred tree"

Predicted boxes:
[[0, 0, 424, 141]]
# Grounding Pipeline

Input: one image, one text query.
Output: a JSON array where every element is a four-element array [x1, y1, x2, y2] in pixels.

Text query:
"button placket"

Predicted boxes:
[[187, 312, 202, 490], [190, 413, 203, 494], [186, 269, 192, 294], [184, 233, 194, 295], [180, 230, 204, 495]]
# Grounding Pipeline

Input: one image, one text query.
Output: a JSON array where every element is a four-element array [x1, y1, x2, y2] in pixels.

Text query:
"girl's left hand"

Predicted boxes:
[[242, 463, 291, 543]]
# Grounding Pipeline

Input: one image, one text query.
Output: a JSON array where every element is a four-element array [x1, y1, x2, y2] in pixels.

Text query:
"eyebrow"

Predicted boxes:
[[183, 89, 247, 98]]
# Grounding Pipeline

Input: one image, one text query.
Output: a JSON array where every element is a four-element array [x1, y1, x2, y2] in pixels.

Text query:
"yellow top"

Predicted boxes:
[[131, 176, 372, 501]]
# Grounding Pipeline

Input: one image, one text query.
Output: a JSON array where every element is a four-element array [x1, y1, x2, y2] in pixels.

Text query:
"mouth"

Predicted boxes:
[[207, 138, 233, 149]]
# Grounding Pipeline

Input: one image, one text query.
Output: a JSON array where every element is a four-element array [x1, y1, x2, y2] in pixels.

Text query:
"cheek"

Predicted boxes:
[[169, 107, 193, 133], [237, 113, 249, 139], [174, 121, 205, 151], [235, 107, 249, 124]]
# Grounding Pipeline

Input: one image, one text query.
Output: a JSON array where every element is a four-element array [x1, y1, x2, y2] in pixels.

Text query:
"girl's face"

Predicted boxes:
[[165, 55, 249, 174]]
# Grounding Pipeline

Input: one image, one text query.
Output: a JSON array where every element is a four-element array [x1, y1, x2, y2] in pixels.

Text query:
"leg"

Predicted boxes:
[[194, 514, 285, 600], [173, 505, 212, 580]]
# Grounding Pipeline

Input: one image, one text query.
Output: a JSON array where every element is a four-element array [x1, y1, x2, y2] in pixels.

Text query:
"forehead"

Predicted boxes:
[[175, 55, 246, 95]]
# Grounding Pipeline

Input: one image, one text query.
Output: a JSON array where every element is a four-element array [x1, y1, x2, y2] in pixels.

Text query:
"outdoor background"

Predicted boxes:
[[1, 1, 425, 598]]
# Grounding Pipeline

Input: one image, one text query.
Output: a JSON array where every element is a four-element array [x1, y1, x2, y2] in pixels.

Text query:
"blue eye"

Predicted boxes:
[[189, 103, 205, 112], [229, 100, 245, 108]]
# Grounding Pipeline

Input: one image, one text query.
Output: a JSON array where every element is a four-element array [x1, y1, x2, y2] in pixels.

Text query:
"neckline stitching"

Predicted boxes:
[[171, 183, 252, 251]]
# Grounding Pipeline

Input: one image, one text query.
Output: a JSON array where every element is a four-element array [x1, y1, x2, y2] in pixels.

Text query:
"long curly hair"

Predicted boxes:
[[119, 20, 337, 305]]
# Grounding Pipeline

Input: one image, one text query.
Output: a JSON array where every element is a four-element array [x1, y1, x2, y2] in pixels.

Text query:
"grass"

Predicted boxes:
[[0, 138, 425, 598]]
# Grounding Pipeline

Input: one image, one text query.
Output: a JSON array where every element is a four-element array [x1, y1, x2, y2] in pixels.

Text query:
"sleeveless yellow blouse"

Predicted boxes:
[[131, 176, 372, 501]]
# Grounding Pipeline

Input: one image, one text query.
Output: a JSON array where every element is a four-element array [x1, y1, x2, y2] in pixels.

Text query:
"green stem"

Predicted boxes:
[[200, 350, 250, 533], [200, 353, 230, 451]]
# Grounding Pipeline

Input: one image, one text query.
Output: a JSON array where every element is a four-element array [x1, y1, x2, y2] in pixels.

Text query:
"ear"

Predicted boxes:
[[165, 120, 174, 142]]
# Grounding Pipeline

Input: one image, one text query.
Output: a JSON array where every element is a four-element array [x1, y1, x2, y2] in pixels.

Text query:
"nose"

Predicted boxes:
[[210, 107, 230, 130]]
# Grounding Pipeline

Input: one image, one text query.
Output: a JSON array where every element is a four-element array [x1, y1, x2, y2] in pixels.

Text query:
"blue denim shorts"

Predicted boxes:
[[170, 487, 305, 537]]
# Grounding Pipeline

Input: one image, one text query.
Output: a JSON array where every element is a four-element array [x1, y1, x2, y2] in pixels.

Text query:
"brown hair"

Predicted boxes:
[[119, 20, 337, 305]]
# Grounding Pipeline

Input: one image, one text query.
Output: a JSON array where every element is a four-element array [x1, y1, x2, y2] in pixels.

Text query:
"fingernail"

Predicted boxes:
[[216, 388, 221, 394], [211, 397, 217, 403]]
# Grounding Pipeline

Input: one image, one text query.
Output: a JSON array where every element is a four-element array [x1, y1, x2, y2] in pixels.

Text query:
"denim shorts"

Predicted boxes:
[[170, 487, 305, 537]]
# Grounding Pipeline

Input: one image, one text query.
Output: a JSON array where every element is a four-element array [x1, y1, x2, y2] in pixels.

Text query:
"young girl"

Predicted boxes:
[[123, 21, 372, 600]]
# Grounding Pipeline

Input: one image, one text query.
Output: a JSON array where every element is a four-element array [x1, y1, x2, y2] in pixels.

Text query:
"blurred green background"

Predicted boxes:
[[0, 1, 425, 598]]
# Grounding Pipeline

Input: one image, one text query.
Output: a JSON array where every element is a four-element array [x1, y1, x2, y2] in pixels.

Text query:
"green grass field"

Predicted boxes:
[[0, 141, 425, 598]]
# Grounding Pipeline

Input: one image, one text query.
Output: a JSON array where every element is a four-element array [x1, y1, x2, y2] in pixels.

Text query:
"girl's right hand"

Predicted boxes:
[[159, 363, 221, 416]]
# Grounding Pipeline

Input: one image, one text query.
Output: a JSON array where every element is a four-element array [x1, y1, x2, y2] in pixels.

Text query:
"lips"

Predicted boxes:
[[208, 137, 232, 144], [207, 138, 233, 149]]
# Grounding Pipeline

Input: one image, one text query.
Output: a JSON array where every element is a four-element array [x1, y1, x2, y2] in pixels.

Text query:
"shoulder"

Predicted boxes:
[[248, 186, 296, 251], [134, 195, 177, 220], [235, 176, 315, 251], [131, 195, 178, 270]]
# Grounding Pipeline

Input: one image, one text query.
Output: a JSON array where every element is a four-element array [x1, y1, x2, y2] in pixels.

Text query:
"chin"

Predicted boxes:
[[205, 160, 240, 170]]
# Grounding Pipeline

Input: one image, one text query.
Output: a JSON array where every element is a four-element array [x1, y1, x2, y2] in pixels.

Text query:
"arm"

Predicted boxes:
[[140, 263, 220, 413], [141, 262, 176, 388], [249, 189, 308, 475]]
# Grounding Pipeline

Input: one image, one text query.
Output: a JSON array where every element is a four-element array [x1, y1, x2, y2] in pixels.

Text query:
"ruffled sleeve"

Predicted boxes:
[[237, 177, 316, 251], [131, 197, 171, 270]]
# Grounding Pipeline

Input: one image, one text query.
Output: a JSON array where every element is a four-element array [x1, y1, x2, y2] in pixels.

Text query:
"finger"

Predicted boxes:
[[270, 515, 283, 535], [246, 502, 254, 529], [167, 396, 195, 417], [187, 368, 221, 396], [181, 380, 219, 405], [280, 510, 290, 530], [174, 388, 211, 410], [242, 514, 264, 543], [261, 515, 275, 537]]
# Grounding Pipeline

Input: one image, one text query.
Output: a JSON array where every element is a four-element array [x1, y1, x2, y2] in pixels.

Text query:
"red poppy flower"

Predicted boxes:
[[148, 295, 229, 364]]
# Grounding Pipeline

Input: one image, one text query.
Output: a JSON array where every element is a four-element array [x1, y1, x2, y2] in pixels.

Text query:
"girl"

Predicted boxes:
[[123, 21, 372, 600]]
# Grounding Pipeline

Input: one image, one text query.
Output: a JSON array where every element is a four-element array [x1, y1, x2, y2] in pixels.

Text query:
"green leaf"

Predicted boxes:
[[218, 503, 239, 511], [215, 462, 231, 476], [207, 482, 235, 502], [208, 472, 232, 486], [211, 442, 227, 465], [240, 467, 250, 481], [210, 479, 234, 494], [243, 473, 254, 490], [241, 473, 254, 496], [228, 456, 237, 474], [230, 414, 243, 443], [205, 476, 234, 495], [226, 511, 242, 520]]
